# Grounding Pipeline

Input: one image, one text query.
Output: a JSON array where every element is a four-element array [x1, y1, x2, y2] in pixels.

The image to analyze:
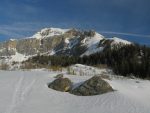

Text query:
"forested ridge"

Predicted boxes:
[[27, 44, 150, 79]]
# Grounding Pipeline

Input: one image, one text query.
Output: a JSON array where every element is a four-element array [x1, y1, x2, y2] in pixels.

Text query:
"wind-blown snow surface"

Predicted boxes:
[[0, 67, 150, 113]]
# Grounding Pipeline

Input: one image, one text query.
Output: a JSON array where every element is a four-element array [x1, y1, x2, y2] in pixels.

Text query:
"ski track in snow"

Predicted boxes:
[[5, 73, 36, 113]]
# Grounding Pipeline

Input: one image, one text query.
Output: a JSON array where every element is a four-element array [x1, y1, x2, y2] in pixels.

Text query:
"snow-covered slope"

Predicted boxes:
[[9, 52, 29, 62], [81, 33, 104, 48], [0, 64, 150, 113], [109, 37, 132, 45], [81, 32, 104, 56], [1, 52, 30, 64], [81, 34, 132, 56]]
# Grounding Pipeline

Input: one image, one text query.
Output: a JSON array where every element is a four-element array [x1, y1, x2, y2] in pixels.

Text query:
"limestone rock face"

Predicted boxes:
[[16, 38, 40, 55], [0, 29, 91, 57], [48, 77, 72, 92], [0, 40, 17, 56], [70, 76, 113, 96]]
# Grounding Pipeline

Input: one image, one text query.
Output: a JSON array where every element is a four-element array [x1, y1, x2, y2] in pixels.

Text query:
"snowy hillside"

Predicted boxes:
[[0, 64, 150, 113], [81, 33, 104, 56], [109, 37, 132, 45]]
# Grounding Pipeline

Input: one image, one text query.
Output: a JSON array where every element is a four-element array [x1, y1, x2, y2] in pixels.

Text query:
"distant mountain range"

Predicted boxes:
[[0, 28, 131, 62]]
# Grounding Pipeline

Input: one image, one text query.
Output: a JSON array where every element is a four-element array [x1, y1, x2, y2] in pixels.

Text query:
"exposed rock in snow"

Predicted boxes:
[[70, 75, 114, 96], [48, 77, 72, 92], [54, 74, 64, 79], [69, 64, 110, 76]]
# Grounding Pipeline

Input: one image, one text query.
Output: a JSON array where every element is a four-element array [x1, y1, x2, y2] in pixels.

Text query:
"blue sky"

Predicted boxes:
[[0, 0, 150, 45]]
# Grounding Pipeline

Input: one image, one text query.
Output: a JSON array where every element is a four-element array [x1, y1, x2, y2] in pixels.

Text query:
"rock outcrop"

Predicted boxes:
[[48, 77, 72, 92], [54, 74, 64, 79]]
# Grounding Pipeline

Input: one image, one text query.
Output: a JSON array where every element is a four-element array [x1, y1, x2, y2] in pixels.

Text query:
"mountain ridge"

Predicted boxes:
[[0, 27, 132, 62]]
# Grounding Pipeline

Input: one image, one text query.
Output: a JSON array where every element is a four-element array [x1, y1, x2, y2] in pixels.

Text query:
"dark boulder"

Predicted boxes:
[[70, 76, 113, 96], [48, 77, 72, 92]]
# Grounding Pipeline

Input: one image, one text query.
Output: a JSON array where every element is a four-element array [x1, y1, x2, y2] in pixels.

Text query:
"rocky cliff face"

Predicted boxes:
[[0, 28, 131, 62]]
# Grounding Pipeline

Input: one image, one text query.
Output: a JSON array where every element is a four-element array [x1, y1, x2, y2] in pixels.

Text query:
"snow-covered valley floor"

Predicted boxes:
[[0, 69, 150, 113]]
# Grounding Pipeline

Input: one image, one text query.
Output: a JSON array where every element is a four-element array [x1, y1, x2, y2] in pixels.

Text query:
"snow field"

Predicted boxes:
[[0, 65, 150, 113]]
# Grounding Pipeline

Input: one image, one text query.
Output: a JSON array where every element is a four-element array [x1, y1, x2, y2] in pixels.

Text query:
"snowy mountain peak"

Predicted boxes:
[[9, 39, 16, 41], [82, 32, 104, 47], [31, 27, 70, 40], [109, 37, 132, 45], [81, 32, 104, 56], [95, 32, 105, 40]]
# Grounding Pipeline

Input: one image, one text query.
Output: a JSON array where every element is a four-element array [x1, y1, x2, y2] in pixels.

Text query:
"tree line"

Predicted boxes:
[[27, 44, 150, 79]]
